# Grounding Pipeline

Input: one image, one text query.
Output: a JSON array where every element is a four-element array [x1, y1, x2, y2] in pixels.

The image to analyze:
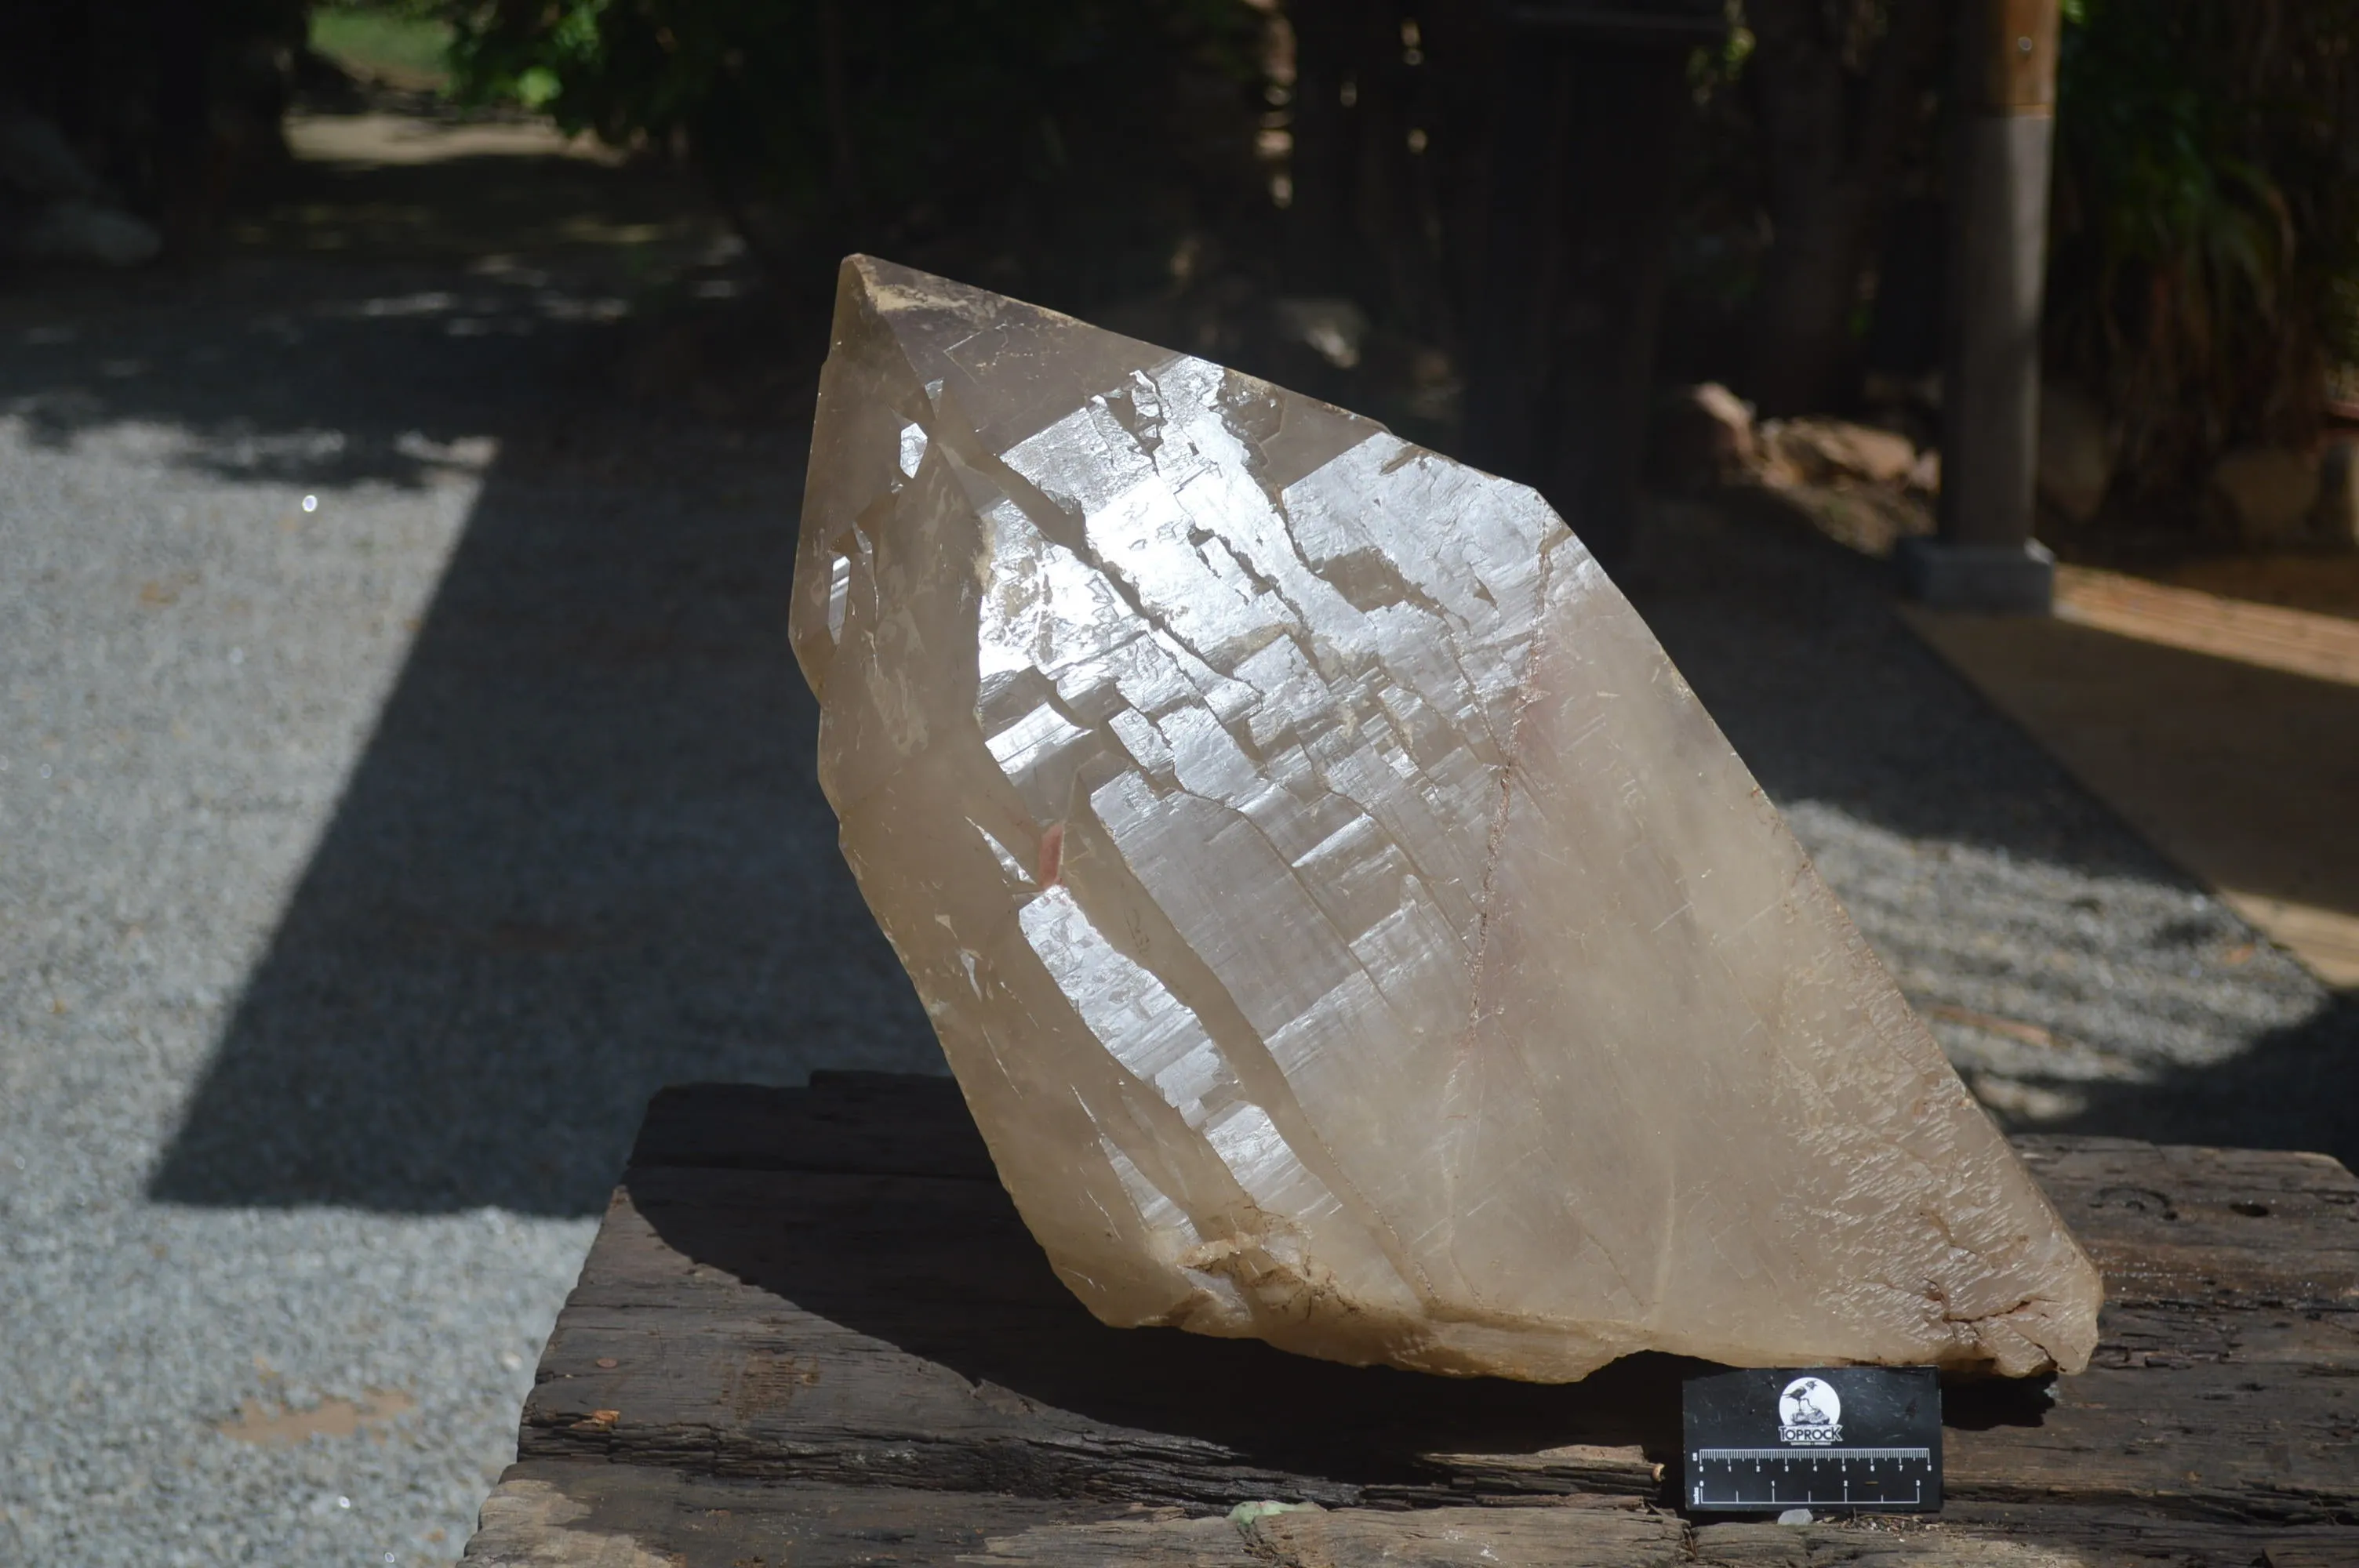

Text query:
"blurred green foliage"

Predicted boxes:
[[311, 1, 455, 87], [438, 0, 1268, 306], [2049, 0, 2359, 488]]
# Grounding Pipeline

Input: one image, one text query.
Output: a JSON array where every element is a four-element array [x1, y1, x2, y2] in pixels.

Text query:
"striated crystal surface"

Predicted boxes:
[[791, 256, 2102, 1382]]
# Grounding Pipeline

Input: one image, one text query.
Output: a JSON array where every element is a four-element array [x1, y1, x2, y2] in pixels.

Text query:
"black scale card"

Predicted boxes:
[[1681, 1367, 1942, 1513]]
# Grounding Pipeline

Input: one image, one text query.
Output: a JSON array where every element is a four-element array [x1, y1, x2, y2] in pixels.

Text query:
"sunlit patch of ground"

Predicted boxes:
[[1907, 568, 2359, 989]]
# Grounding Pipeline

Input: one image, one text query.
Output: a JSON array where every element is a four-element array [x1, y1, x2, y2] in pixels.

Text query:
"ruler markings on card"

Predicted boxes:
[[1681, 1367, 1943, 1513]]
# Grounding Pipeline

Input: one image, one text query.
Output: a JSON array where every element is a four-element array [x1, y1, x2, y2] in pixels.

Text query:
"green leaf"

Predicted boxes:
[[514, 66, 562, 110]]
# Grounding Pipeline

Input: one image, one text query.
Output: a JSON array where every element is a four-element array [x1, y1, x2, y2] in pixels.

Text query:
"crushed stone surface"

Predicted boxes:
[[0, 256, 938, 1566]]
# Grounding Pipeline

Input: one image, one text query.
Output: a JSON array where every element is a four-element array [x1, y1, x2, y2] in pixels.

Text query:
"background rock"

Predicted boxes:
[[2210, 448, 2321, 545], [2036, 382, 2114, 523], [1765, 416, 1917, 487], [1906, 448, 1941, 496]]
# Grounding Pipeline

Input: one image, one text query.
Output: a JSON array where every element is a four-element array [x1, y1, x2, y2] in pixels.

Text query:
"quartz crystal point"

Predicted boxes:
[[791, 256, 2103, 1383]]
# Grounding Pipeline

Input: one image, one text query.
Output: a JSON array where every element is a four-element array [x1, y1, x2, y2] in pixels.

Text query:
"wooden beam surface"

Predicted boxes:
[[467, 1074, 2359, 1565]]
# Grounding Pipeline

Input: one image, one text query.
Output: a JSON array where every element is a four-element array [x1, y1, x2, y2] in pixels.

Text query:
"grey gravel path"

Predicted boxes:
[[0, 254, 939, 1566], [1628, 497, 2354, 1164], [2, 238, 2350, 1565]]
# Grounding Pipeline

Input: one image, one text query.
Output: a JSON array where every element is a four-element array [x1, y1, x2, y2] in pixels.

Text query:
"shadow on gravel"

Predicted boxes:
[[1623, 495, 2174, 882], [1627, 499, 2359, 1174], [142, 345, 943, 1215], [2046, 995, 2359, 1173]]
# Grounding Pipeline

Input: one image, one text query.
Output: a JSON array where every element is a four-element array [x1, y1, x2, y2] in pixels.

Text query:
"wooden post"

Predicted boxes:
[[1902, 0, 2061, 612]]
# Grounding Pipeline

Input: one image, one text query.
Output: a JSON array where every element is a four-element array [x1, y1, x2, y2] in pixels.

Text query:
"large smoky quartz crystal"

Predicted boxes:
[[790, 256, 2101, 1382]]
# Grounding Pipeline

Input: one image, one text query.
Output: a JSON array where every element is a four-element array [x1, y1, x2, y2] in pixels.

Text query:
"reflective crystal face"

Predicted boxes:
[[792, 256, 2102, 1382]]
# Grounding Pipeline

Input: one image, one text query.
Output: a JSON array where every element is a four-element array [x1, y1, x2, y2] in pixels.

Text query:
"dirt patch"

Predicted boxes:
[[216, 1388, 416, 1444], [285, 112, 620, 170]]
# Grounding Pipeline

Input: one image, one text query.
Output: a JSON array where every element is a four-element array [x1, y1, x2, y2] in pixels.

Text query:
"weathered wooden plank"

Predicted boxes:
[[461, 1460, 1130, 1567], [950, 1514, 1264, 1566], [2081, 1301, 2359, 1369], [485, 1079, 2359, 1567], [2012, 1137, 2359, 1311], [1943, 1355, 2358, 1522], [1411, 1444, 1665, 1501], [518, 1091, 2359, 1524], [462, 1465, 2359, 1568], [524, 1165, 1692, 1505], [1298, 1504, 2359, 1568], [965, 1501, 1696, 1568], [964, 1504, 2359, 1568], [1931, 1503, 2359, 1568], [1248, 1502, 1688, 1567]]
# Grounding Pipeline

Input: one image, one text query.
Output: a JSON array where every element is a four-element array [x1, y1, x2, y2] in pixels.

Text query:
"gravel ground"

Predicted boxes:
[[2, 223, 2350, 1563], [0, 253, 940, 1566], [1628, 496, 2354, 1164]]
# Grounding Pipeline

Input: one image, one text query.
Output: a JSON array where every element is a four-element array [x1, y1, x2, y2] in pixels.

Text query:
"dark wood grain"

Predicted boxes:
[[2012, 1136, 2359, 1311], [463, 1463, 2359, 1567], [468, 1075, 2359, 1566], [463, 1459, 1136, 1566], [521, 1164, 1698, 1505]]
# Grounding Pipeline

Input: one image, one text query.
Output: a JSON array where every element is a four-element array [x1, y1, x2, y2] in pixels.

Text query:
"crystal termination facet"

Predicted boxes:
[[791, 256, 2102, 1383]]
